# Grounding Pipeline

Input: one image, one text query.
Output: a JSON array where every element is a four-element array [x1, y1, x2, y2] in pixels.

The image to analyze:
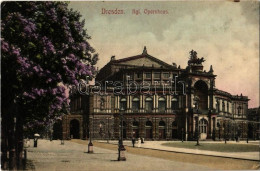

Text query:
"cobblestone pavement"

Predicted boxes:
[[99, 140, 260, 161], [26, 139, 211, 171]]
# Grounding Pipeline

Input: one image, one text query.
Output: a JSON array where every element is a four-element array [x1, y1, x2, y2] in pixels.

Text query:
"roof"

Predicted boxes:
[[111, 53, 174, 69], [215, 89, 249, 101]]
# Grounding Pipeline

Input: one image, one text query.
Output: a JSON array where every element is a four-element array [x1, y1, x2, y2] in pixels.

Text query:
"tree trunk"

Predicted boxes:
[[1, 116, 8, 170], [8, 117, 16, 170], [16, 112, 24, 170]]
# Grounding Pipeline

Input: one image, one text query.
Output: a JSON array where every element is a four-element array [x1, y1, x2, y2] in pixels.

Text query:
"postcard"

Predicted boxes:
[[1, 1, 259, 170]]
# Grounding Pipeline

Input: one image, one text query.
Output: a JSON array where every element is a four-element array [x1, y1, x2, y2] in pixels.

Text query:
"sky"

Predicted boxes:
[[69, 1, 259, 108]]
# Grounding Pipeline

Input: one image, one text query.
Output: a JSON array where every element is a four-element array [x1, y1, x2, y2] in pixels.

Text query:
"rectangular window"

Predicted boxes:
[[158, 101, 166, 113], [163, 72, 169, 78], [154, 72, 160, 79], [135, 72, 142, 79], [132, 101, 139, 112], [145, 72, 151, 79], [145, 102, 153, 112], [172, 101, 178, 110]]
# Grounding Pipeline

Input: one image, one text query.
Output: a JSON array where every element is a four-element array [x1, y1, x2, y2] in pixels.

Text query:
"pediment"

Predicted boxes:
[[114, 54, 172, 68]]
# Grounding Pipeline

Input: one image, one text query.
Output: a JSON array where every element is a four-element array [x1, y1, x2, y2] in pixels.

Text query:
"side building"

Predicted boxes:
[[248, 107, 260, 139], [61, 47, 251, 141]]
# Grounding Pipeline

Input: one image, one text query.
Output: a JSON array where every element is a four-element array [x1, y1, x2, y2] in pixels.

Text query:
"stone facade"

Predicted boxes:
[[248, 107, 260, 139], [62, 48, 254, 141]]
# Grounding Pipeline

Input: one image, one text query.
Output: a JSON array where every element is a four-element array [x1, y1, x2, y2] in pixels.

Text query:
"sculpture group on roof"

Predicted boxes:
[[188, 49, 205, 65]]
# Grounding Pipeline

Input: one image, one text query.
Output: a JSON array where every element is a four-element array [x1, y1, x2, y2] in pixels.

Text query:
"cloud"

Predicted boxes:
[[69, 1, 259, 108]]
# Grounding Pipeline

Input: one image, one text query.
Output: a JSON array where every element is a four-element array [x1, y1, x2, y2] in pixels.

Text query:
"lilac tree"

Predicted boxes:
[[1, 2, 98, 169]]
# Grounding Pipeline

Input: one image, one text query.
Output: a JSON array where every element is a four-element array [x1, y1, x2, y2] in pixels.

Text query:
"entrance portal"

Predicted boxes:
[[70, 119, 80, 139], [172, 121, 178, 139], [53, 121, 62, 140], [159, 121, 166, 139], [145, 121, 153, 139]]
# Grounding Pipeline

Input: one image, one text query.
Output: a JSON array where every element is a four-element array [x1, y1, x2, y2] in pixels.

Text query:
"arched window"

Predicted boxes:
[[145, 97, 153, 112], [158, 97, 166, 112], [132, 97, 140, 112], [171, 97, 178, 110], [194, 80, 208, 110], [222, 101, 225, 112], [159, 121, 166, 127], [199, 119, 208, 133], [120, 97, 127, 110]]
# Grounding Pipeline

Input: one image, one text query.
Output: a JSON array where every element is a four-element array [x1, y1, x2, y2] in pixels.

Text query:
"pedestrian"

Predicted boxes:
[[132, 137, 135, 147], [137, 138, 141, 148], [141, 137, 144, 144], [33, 137, 37, 147]]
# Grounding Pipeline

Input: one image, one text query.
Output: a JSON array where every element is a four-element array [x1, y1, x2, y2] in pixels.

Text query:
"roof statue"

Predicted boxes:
[[190, 49, 198, 59], [110, 55, 116, 61], [188, 50, 205, 65], [209, 65, 214, 73], [142, 46, 148, 55]]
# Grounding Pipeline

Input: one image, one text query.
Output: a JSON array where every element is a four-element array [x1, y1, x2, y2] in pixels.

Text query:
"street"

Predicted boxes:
[[26, 139, 210, 171], [26, 139, 259, 171]]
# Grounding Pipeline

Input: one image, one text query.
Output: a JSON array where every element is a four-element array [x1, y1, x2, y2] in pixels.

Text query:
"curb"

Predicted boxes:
[[97, 141, 260, 162]]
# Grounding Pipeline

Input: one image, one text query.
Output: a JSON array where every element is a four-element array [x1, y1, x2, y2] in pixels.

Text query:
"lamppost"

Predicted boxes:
[[118, 107, 126, 161], [88, 116, 94, 153]]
